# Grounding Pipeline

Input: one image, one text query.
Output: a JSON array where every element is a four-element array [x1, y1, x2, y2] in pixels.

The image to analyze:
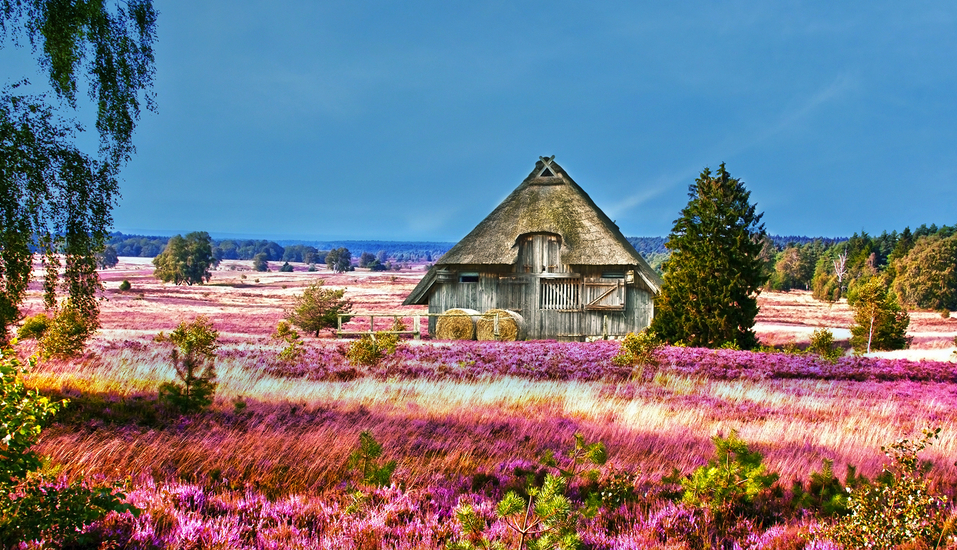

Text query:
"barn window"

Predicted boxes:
[[459, 272, 479, 283], [517, 233, 562, 273], [540, 278, 581, 310], [601, 271, 625, 279]]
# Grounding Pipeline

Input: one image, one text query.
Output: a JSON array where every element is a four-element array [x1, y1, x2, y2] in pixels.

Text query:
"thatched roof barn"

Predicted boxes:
[[404, 156, 662, 340]]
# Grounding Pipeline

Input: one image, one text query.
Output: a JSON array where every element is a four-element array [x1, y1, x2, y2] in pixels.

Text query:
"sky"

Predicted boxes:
[[3, 1, 957, 242]]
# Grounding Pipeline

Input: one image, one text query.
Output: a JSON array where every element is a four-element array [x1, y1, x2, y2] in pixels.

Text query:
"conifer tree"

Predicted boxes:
[[650, 164, 767, 349]]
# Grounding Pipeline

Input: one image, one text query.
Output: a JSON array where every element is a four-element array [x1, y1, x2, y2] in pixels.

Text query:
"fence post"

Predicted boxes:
[[414, 315, 421, 340], [494, 313, 500, 341]]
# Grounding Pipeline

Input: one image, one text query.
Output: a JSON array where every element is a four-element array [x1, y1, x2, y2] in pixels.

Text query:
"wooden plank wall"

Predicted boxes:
[[426, 268, 655, 339]]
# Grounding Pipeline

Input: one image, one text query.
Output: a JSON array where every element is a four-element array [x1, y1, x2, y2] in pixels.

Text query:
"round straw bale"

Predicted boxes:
[[476, 309, 526, 342], [436, 308, 480, 340]]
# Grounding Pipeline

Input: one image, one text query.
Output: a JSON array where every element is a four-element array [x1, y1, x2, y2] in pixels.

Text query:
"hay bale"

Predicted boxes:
[[476, 309, 526, 342], [436, 308, 480, 340]]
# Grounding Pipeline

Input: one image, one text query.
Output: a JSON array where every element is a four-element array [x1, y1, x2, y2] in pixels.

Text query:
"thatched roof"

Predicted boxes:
[[404, 157, 662, 305]]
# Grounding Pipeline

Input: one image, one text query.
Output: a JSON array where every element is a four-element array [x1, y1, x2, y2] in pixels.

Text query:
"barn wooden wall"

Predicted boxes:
[[426, 266, 655, 340]]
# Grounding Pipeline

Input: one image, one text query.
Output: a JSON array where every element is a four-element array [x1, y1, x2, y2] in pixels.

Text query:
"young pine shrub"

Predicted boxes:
[[156, 316, 220, 414], [449, 434, 608, 550], [790, 459, 859, 518], [346, 430, 397, 488], [16, 313, 52, 340], [665, 431, 779, 529], [820, 427, 954, 549], [118, 279, 132, 291], [271, 320, 305, 363]]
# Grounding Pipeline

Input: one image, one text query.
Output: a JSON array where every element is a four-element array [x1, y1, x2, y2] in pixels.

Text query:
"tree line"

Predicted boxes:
[[105, 232, 450, 264]]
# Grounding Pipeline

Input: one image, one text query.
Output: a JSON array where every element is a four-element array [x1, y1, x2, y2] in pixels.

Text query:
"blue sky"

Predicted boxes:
[[4, 2, 956, 241]]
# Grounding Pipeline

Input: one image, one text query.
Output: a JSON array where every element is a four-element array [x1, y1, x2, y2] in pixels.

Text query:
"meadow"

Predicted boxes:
[[15, 258, 957, 549]]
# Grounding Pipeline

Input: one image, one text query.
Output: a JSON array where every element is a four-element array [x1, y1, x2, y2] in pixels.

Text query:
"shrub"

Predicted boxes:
[[669, 431, 779, 526], [40, 305, 95, 360], [156, 316, 219, 413], [612, 329, 662, 369], [346, 431, 396, 488], [346, 330, 400, 367], [271, 320, 304, 363], [0, 345, 136, 546], [279, 262, 294, 273], [252, 253, 269, 272], [790, 459, 858, 518], [287, 280, 353, 336], [450, 434, 607, 550], [118, 279, 131, 291], [807, 328, 843, 362], [820, 427, 952, 549], [17, 313, 51, 340]]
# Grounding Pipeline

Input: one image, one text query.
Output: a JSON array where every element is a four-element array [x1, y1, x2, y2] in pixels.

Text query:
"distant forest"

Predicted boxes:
[[106, 233, 453, 263], [107, 228, 943, 271]]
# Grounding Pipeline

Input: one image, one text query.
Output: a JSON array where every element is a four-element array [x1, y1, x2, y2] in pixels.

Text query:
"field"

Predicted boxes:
[[15, 257, 957, 548]]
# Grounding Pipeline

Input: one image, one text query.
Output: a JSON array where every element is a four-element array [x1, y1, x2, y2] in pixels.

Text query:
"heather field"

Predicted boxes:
[[14, 258, 957, 548]]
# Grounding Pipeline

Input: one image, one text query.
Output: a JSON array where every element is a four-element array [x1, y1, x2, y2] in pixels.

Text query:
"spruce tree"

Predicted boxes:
[[650, 163, 767, 349]]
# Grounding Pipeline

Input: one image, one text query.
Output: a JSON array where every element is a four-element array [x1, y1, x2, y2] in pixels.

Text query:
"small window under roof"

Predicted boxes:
[[459, 272, 479, 283]]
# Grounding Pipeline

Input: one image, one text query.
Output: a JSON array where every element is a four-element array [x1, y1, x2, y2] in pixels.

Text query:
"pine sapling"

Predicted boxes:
[[156, 316, 219, 413]]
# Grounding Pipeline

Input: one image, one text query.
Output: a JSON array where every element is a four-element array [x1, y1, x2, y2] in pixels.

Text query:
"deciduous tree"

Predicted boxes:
[[0, 0, 157, 343], [892, 234, 957, 311], [326, 247, 353, 273], [649, 164, 767, 349], [849, 278, 909, 353], [96, 245, 119, 269], [152, 232, 216, 286]]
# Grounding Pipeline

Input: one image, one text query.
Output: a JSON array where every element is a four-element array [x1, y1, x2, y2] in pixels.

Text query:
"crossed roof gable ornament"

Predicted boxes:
[[535, 155, 557, 178]]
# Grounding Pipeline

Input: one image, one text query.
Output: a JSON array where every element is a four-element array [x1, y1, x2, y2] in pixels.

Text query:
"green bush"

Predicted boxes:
[[118, 279, 131, 291], [346, 319, 404, 367], [40, 305, 95, 360], [790, 459, 861, 518], [0, 346, 136, 546], [820, 428, 952, 549], [279, 262, 294, 272], [612, 329, 662, 369], [156, 316, 220, 413], [271, 320, 304, 363], [807, 328, 843, 362], [17, 313, 51, 340], [347, 331, 399, 367]]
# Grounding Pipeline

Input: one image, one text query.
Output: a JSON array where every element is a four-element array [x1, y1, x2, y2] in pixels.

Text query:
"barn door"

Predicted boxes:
[[583, 279, 625, 311]]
